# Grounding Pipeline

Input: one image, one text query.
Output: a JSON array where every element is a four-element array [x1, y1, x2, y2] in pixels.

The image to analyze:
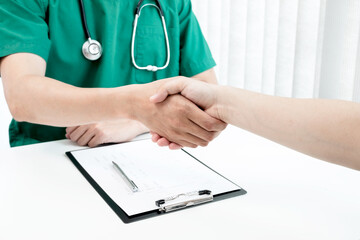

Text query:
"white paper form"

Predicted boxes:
[[71, 139, 241, 216]]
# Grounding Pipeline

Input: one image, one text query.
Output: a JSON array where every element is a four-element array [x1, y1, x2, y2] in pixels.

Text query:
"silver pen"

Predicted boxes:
[[112, 161, 139, 193]]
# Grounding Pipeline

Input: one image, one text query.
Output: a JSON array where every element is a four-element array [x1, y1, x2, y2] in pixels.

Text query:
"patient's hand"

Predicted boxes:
[[148, 77, 226, 149], [150, 77, 221, 119], [66, 119, 148, 148], [134, 92, 226, 148]]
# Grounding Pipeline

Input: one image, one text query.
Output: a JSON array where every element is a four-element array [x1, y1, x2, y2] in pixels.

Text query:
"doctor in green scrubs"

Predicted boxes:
[[0, 0, 225, 148]]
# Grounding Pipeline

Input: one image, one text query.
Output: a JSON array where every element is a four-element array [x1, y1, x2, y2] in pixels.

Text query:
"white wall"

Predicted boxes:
[[0, 78, 11, 149]]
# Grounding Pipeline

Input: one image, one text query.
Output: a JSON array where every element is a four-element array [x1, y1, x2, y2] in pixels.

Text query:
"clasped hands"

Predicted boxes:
[[66, 77, 225, 149], [143, 77, 225, 149]]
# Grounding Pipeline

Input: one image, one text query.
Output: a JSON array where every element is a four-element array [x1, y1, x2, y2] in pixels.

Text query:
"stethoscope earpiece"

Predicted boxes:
[[82, 38, 103, 61]]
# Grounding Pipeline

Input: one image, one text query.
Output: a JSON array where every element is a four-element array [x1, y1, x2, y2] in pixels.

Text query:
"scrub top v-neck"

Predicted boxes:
[[0, 0, 216, 147]]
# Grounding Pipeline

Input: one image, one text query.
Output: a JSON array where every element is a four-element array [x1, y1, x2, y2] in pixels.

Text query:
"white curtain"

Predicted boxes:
[[192, 0, 360, 101]]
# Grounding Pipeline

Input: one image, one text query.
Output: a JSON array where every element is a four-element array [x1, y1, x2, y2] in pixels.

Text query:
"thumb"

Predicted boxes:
[[149, 78, 188, 103], [149, 89, 169, 103]]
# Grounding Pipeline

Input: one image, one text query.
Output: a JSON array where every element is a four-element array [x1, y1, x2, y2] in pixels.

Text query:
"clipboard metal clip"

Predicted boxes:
[[155, 190, 213, 213]]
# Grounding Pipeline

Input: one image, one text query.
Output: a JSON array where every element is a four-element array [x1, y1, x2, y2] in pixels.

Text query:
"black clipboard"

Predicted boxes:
[[66, 143, 247, 224]]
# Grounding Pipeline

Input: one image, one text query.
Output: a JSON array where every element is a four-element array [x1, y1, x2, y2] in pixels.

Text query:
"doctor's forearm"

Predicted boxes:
[[192, 68, 218, 84], [217, 87, 360, 170], [1, 53, 137, 126], [4, 75, 135, 127]]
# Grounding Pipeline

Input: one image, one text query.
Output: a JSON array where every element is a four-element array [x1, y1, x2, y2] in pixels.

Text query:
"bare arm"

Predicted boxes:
[[192, 68, 218, 84], [0, 53, 134, 126], [218, 87, 360, 170], [64, 68, 218, 148], [0, 53, 225, 148], [151, 78, 360, 170]]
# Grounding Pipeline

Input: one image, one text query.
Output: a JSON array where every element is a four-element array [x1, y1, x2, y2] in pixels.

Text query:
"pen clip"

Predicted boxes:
[[156, 190, 213, 213]]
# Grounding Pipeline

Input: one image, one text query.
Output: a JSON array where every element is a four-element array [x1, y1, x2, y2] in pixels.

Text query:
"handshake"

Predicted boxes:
[[126, 77, 360, 171], [133, 77, 227, 149]]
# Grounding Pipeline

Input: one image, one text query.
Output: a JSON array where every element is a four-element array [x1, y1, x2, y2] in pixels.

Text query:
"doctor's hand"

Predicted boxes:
[[149, 77, 224, 149], [132, 85, 226, 148], [65, 119, 148, 148]]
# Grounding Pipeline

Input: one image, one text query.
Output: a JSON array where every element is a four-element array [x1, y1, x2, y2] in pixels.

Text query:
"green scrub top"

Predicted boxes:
[[0, 0, 216, 147]]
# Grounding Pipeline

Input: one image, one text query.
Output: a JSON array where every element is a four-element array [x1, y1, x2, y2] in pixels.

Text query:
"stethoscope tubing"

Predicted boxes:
[[78, 0, 170, 72], [78, 0, 91, 40], [131, 4, 171, 72]]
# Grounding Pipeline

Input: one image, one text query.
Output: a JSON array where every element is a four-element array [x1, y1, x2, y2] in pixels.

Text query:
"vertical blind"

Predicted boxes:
[[192, 0, 360, 101]]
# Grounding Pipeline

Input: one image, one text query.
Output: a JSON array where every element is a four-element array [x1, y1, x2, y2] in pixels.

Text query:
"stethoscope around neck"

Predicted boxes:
[[78, 0, 170, 72]]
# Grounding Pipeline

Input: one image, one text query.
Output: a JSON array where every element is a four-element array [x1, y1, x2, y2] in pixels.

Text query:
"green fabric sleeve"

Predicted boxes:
[[178, 0, 216, 77], [0, 0, 51, 62]]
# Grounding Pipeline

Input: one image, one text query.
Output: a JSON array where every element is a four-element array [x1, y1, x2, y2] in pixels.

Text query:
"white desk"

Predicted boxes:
[[0, 126, 359, 240]]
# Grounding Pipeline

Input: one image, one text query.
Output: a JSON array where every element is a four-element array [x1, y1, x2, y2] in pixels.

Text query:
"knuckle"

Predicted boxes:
[[92, 123, 100, 131], [183, 103, 191, 112], [78, 141, 87, 146], [202, 132, 216, 142], [203, 120, 216, 131], [208, 122, 218, 131], [199, 141, 209, 147], [177, 106, 187, 116], [178, 121, 187, 129], [220, 123, 228, 131], [184, 142, 198, 149], [176, 140, 187, 148], [96, 131, 104, 138], [92, 128, 105, 138], [208, 132, 217, 141], [172, 119, 182, 129]]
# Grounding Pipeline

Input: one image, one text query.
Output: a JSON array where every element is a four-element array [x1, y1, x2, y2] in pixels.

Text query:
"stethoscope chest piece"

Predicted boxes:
[[82, 38, 103, 61]]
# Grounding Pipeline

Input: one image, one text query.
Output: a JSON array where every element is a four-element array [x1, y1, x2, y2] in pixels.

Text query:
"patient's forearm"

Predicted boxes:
[[218, 87, 360, 170]]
